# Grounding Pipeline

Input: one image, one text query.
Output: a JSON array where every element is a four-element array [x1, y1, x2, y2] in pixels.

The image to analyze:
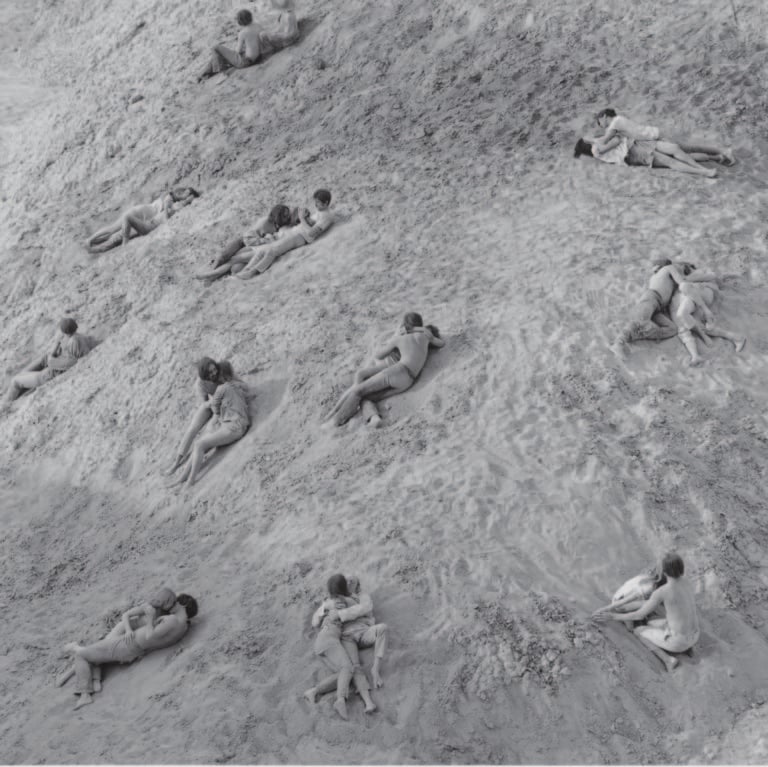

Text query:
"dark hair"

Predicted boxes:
[[197, 356, 219, 381], [662, 552, 685, 578], [680, 262, 697, 276], [574, 138, 593, 158], [404, 312, 423, 329], [236, 9, 253, 25], [170, 187, 200, 202], [596, 108, 617, 121], [426, 324, 441, 338], [313, 189, 332, 205], [269, 204, 292, 229], [327, 573, 349, 598], [60, 318, 78, 335], [177, 593, 198, 620], [218, 360, 235, 382]]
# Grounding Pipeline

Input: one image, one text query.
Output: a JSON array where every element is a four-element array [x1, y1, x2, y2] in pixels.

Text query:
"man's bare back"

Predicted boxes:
[[134, 612, 188, 652], [385, 328, 440, 376], [655, 578, 699, 639]]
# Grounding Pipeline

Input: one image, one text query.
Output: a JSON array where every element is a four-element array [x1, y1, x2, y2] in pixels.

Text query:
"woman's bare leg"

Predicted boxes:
[[121, 214, 154, 246], [212, 238, 246, 269], [705, 324, 746, 351], [677, 142, 734, 165], [651, 152, 716, 178], [236, 233, 307, 279], [355, 362, 389, 427], [185, 425, 245, 487], [165, 405, 213, 474], [87, 218, 123, 248], [655, 140, 708, 170], [195, 250, 254, 281], [329, 367, 413, 426], [678, 329, 703, 366]]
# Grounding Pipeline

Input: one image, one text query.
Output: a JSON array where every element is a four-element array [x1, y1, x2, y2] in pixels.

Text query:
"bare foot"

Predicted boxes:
[[665, 656, 679, 672], [364, 701, 377, 714], [372, 670, 384, 688], [55, 667, 75, 687], [333, 698, 348, 720], [368, 415, 382, 429], [735, 338, 746, 352], [706, 169, 718, 179], [303, 688, 319, 704], [74, 692, 93, 710], [62, 642, 81, 656], [722, 149, 736, 166], [688, 357, 703, 367], [92, 679, 102, 693]]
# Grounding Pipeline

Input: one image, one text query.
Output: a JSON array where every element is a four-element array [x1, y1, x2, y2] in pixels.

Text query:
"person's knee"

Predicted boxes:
[[377, 623, 388, 637]]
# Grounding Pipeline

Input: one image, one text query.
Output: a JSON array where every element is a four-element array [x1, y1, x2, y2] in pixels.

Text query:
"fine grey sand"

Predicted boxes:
[[1, 0, 768, 763]]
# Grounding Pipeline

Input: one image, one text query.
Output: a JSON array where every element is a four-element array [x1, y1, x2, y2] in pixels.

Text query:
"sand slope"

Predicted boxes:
[[1, 0, 768, 763]]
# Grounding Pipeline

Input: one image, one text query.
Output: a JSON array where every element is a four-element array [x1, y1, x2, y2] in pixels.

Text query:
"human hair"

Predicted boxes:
[[596, 108, 617, 121], [177, 593, 198, 620], [269, 204, 292, 229], [426, 324, 441, 338], [404, 312, 423, 329], [170, 187, 200, 202], [574, 138, 593, 159], [313, 189, 332, 205], [661, 552, 685, 578], [327, 573, 349, 598], [236, 9, 253, 25], [59, 318, 78, 335], [680, 262, 697, 276], [217, 360, 235, 382], [197, 356, 219, 381]]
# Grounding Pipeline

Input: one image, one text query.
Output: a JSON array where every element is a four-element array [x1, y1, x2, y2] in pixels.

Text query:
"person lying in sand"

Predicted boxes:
[[574, 132, 730, 178], [172, 361, 250, 487], [58, 594, 197, 709], [258, 0, 300, 54], [165, 357, 224, 475], [198, 9, 262, 81], [671, 281, 746, 366], [195, 189, 333, 282], [307, 574, 378, 719], [3, 318, 97, 405], [593, 552, 699, 672], [594, 108, 736, 166], [304, 575, 388, 706], [617, 259, 719, 349], [326, 312, 445, 427], [206, 204, 301, 277], [55, 587, 177, 691], [87, 187, 199, 253]]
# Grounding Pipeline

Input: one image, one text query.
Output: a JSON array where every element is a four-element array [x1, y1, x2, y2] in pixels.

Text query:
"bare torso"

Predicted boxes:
[[393, 330, 435, 376], [647, 266, 683, 306], [658, 577, 698, 639], [134, 614, 188, 652]]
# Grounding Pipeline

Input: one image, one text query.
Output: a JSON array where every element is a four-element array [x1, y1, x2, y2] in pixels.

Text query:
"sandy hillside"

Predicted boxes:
[[1, 0, 768, 763]]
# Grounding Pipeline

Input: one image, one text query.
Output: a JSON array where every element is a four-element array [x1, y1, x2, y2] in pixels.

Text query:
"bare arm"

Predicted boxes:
[[237, 29, 246, 56], [373, 335, 400, 360], [592, 134, 622, 154], [595, 587, 665, 622], [336, 593, 373, 623]]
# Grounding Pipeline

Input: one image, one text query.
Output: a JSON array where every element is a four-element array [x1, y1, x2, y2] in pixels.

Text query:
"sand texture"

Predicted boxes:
[[2, 0, 768, 763]]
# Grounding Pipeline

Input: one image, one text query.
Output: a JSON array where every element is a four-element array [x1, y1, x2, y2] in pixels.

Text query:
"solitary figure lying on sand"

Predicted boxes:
[[670, 281, 745, 366], [617, 259, 718, 350], [172, 360, 250, 487], [165, 356, 224, 475], [593, 552, 699, 672], [205, 204, 301, 278], [196, 189, 334, 282], [56, 587, 177, 693], [326, 312, 444, 427], [3, 318, 97, 405], [87, 187, 199, 253], [304, 575, 388, 706], [307, 574, 378, 719], [58, 593, 197, 709]]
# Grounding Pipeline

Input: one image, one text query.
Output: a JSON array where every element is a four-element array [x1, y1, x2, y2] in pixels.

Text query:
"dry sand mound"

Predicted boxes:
[[2, 0, 768, 763]]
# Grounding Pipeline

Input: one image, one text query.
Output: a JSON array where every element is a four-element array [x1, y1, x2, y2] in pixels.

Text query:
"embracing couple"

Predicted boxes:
[[305, 573, 388, 719]]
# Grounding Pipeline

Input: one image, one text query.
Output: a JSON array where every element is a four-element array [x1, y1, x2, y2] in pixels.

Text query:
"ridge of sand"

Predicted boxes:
[[1, 0, 768, 763]]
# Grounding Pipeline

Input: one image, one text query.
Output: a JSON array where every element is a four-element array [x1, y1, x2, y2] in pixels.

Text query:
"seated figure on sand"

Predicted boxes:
[[172, 360, 250, 487], [593, 564, 667, 629], [165, 356, 224, 475], [306, 574, 378, 720], [205, 204, 301, 277], [326, 312, 444, 427], [58, 592, 197, 709], [56, 587, 177, 693], [198, 9, 262, 81], [196, 189, 333, 282], [593, 552, 699, 672], [617, 259, 718, 351], [4, 318, 97, 405], [670, 281, 746, 366], [87, 187, 199, 254], [304, 574, 387, 706], [575, 116, 732, 177], [258, 0, 300, 55], [594, 108, 735, 167]]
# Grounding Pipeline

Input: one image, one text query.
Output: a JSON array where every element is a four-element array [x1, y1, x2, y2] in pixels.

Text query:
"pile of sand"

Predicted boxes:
[[1, 0, 768, 762]]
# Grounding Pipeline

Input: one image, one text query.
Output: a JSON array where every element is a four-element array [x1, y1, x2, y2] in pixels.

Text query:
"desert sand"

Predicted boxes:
[[1, 0, 768, 763]]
